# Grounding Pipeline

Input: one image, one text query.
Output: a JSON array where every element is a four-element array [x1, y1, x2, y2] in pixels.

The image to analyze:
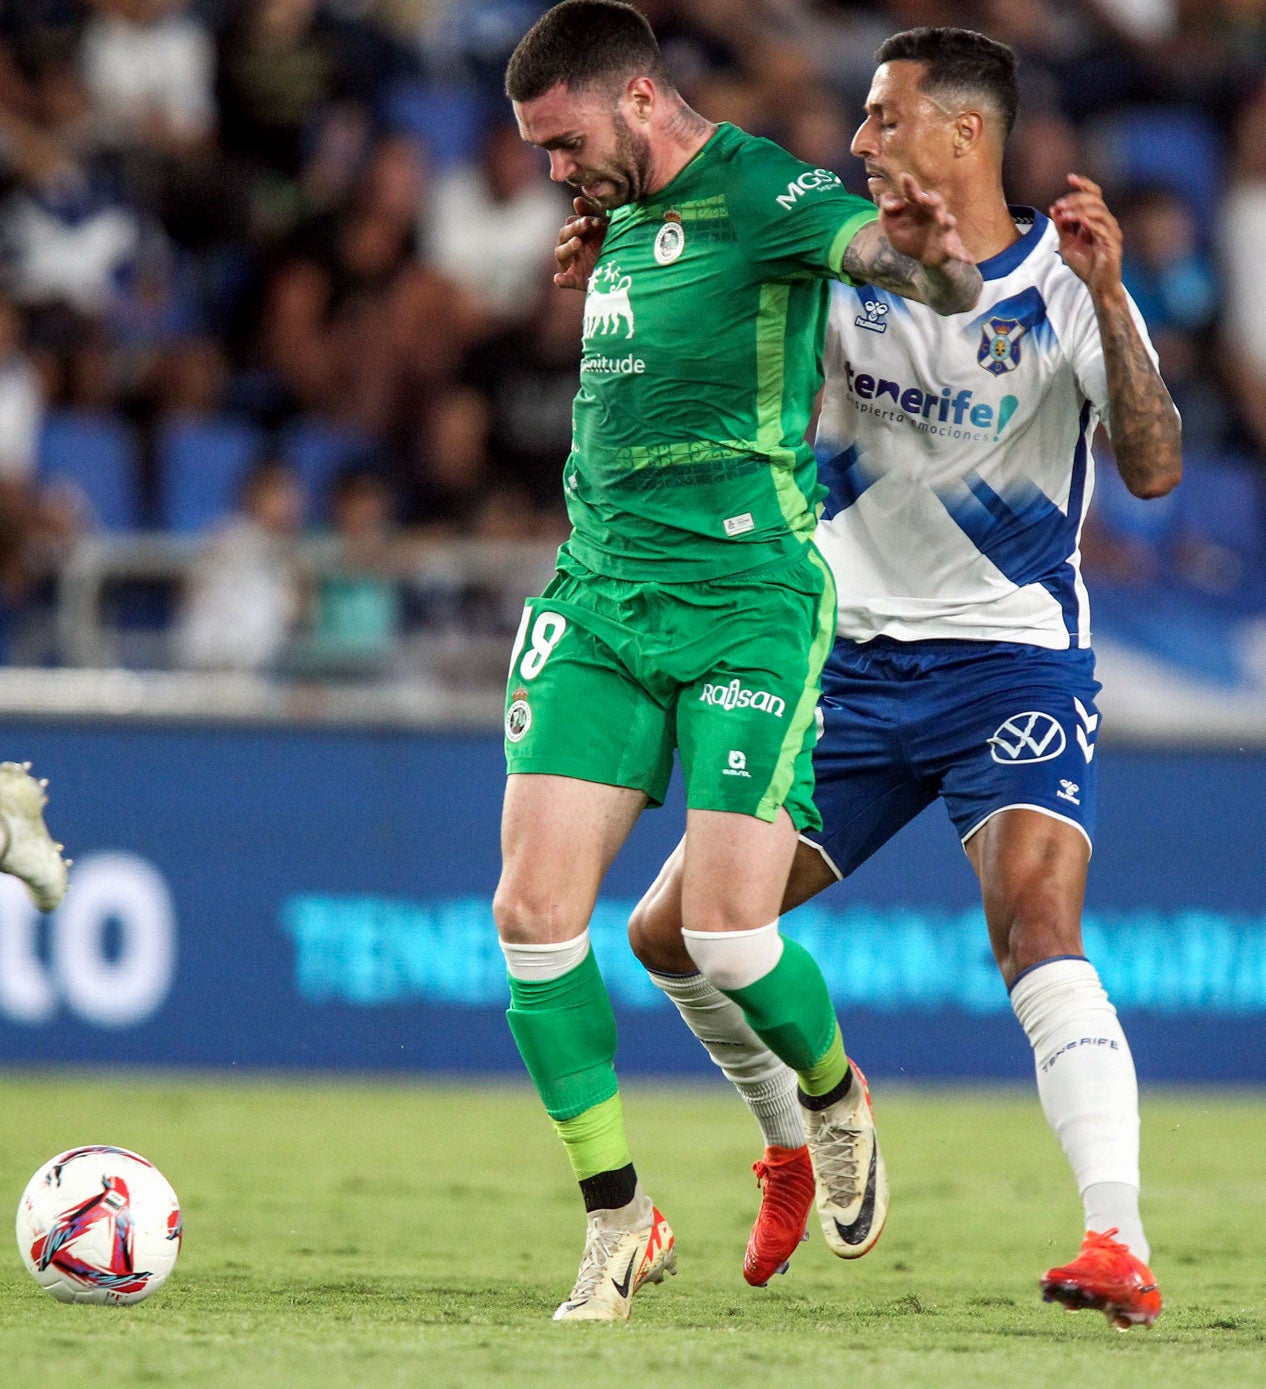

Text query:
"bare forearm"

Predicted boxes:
[[1095, 286, 1182, 498], [840, 223, 981, 315]]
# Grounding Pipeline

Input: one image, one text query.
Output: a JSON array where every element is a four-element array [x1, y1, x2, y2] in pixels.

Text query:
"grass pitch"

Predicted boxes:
[[0, 1076, 1262, 1388]]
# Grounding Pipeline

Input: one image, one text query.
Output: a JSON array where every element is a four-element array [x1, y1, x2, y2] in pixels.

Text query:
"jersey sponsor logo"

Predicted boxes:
[[841, 361, 1020, 441], [854, 299, 889, 334], [654, 217, 685, 265], [1058, 778, 1081, 805], [988, 711, 1066, 764], [584, 263, 635, 340], [977, 317, 1028, 375], [700, 679, 786, 718], [723, 749, 751, 778], [580, 353, 646, 376], [775, 167, 842, 210]]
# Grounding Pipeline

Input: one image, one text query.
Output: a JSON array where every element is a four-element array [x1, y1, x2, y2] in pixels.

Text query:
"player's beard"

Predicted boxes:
[[573, 109, 653, 210]]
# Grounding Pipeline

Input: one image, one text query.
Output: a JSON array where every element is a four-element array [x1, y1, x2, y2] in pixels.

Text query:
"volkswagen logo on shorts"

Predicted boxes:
[[989, 711, 1066, 764]]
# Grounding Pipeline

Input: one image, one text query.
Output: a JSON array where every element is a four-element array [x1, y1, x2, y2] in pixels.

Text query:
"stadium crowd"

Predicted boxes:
[[0, 0, 1263, 669]]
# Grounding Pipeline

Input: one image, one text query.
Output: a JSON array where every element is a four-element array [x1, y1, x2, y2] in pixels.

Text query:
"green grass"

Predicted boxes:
[[0, 1076, 1261, 1388]]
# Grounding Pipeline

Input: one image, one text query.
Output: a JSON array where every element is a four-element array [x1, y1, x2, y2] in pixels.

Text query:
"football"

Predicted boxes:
[[15, 1146, 182, 1305]]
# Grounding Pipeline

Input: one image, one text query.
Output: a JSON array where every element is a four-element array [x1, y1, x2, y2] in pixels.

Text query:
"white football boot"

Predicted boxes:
[[0, 762, 69, 911], [554, 1196, 676, 1322], [800, 1063, 888, 1258]]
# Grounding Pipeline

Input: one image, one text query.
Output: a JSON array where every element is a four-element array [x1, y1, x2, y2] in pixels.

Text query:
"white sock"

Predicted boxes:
[[680, 920, 783, 990], [649, 969, 805, 1150], [500, 930, 590, 982], [1011, 957, 1149, 1261]]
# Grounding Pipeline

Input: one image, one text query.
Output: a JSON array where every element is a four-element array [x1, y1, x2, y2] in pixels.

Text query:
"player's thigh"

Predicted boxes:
[[937, 647, 1100, 856], [496, 773, 647, 943], [676, 550, 835, 831], [680, 806, 800, 934], [964, 806, 1090, 981], [504, 592, 675, 807]]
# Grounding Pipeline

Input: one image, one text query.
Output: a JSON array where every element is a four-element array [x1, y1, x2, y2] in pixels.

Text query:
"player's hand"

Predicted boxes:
[[1050, 174, 1123, 297], [554, 196, 608, 290], [877, 173, 972, 270]]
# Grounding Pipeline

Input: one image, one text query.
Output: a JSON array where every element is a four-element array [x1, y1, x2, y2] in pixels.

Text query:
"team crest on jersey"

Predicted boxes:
[[978, 317, 1027, 375], [654, 211, 685, 265], [506, 688, 531, 744], [584, 263, 635, 339], [854, 299, 890, 334]]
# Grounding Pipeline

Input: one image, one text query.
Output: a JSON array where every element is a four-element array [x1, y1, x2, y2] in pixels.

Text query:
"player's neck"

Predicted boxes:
[[950, 185, 1020, 265], [645, 105, 716, 198]]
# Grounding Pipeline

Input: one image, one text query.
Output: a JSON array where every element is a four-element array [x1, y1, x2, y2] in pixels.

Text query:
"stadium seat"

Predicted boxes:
[[158, 414, 263, 534], [1094, 106, 1222, 236], [37, 410, 141, 532], [1177, 453, 1264, 565], [379, 79, 488, 170], [282, 417, 375, 521]]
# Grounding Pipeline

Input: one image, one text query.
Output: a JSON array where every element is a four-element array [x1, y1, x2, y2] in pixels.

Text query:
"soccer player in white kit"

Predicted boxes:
[[611, 28, 1182, 1327]]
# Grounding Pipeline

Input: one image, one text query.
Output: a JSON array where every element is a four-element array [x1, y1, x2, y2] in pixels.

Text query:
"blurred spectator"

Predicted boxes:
[[427, 118, 566, 326], [175, 456, 307, 669], [0, 297, 44, 485], [81, 0, 216, 154], [1119, 184, 1222, 451], [460, 270, 580, 516], [262, 133, 472, 431], [1221, 78, 1266, 455], [305, 465, 402, 671]]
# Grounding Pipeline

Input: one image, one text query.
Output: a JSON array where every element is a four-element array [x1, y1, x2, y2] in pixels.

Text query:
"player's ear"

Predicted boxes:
[[626, 76, 656, 123], [953, 111, 985, 156]]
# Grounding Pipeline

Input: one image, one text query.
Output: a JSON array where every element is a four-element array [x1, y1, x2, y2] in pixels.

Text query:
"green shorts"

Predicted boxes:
[[503, 547, 836, 829]]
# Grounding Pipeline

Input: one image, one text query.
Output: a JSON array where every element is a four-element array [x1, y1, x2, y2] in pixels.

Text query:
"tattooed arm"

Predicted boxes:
[[840, 173, 981, 316], [1051, 174, 1182, 499]]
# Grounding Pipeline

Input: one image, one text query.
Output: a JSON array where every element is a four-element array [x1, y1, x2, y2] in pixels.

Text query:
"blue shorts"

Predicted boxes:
[[803, 638, 1101, 879]]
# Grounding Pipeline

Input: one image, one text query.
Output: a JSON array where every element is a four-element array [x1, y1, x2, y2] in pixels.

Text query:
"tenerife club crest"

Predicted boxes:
[[584, 262, 635, 339], [978, 317, 1027, 375]]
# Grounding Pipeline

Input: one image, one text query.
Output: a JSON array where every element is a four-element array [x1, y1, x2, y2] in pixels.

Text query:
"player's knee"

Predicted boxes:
[[628, 891, 691, 972], [492, 882, 575, 944], [992, 899, 1082, 984]]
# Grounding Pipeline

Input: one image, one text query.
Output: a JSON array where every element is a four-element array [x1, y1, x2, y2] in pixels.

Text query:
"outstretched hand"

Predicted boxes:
[[554, 196, 608, 290], [1050, 174, 1122, 296], [877, 173, 972, 270]]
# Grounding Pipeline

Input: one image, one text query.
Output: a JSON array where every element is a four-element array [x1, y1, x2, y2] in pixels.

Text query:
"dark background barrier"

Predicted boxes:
[[1, 723, 1262, 1081]]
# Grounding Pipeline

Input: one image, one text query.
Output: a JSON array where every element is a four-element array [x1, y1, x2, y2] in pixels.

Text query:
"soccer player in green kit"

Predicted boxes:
[[495, 0, 981, 1320]]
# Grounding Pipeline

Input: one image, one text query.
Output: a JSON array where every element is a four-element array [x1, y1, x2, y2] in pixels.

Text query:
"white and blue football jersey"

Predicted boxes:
[[814, 208, 1160, 650]]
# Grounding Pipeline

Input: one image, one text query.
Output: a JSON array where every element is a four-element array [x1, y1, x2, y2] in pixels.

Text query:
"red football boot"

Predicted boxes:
[[1041, 1228, 1162, 1329], [743, 1145, 814, 1287]]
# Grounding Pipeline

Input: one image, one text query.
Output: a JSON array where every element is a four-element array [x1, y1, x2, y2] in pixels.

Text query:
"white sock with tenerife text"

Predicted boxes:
[[648, 968, 805, 1151], [1010, 956, 1149, 1262]]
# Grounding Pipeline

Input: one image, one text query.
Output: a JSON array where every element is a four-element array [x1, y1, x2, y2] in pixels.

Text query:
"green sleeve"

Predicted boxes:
[[727, 139, 879, 284]]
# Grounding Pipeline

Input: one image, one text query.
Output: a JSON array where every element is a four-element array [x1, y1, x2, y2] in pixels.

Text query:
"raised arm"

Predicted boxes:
[[840, 173, 981, 316], [1050, 174, 1182, 499]]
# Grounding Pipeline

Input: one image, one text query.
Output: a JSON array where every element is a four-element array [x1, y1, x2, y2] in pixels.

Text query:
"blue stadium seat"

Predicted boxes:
[[1177, 454, 1264, 564], [1095, 107, 1222, 236], [38, 410, 141, 532], [379, 79, 488, 170], [282, 418, 374, 521], [159, 414, 263, 534]]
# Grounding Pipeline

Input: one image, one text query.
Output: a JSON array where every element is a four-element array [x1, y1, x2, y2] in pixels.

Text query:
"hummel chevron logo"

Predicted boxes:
[[1073, 696, 1098, 763], [611, 1250, 637, 1300], [833, 1147, 878, 1247]]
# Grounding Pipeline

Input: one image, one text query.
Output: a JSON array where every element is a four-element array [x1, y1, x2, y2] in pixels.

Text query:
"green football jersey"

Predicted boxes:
[[562, 121, 878, 582]]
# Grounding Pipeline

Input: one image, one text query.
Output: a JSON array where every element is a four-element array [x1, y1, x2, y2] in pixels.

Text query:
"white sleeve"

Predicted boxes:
[[1063, 283, 1161, 438]]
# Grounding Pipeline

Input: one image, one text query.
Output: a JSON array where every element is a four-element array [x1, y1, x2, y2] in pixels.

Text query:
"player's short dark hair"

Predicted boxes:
[[505, 0, 672, 103], [876, 27, 1019, 138]]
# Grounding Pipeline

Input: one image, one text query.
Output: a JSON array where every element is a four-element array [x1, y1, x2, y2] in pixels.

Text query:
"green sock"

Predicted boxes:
[[723, 935, 849, 1095], [506, 949, 632, 1182]]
